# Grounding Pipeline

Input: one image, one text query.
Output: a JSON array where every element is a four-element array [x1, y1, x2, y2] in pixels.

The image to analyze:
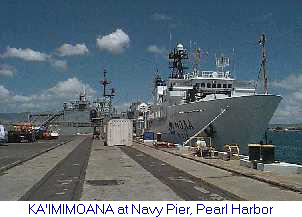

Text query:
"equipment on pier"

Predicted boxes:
[[261, 144, 275, 164], [248, 144, 261, 161]]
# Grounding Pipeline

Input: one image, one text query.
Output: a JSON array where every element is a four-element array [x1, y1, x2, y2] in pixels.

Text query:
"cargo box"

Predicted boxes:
[[106, 119, 133, 146]]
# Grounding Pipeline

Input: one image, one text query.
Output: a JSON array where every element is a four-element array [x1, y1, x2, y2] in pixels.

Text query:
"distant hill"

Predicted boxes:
[[269, 123, 302, 131], [0, 112, 31, 123], [270, 123, 302, 128], [0, 111, 59, 125]]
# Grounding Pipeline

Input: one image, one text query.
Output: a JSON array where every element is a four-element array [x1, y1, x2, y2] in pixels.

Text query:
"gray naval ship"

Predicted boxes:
[[48, 69, 117, 136], [149, 35, 282, 154]]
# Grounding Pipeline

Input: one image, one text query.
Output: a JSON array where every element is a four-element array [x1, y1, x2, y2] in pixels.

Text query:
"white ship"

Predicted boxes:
[[149, 35, 282, 154]]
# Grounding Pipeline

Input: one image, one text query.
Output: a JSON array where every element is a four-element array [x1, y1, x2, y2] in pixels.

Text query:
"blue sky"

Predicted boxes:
[[0, 0, 302, 123]]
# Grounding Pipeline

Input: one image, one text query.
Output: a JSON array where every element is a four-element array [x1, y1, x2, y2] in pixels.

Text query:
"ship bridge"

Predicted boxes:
[[153, 44, 257, 107], [187, 70, 235, 94]]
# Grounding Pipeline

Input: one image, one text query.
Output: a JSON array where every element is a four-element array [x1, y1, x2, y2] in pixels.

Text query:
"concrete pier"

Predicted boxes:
[[0, 136, 301, 201], [81, 139, 181, 200]]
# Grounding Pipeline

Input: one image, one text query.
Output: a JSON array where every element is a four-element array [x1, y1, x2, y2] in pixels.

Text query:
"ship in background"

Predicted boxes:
[[149, 34, 282, 154], [90, 69, 118, 123], [43, 69, 118, 135]]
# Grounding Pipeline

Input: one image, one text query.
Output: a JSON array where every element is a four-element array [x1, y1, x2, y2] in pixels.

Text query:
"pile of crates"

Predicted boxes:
[[218, 144, 240, 161]]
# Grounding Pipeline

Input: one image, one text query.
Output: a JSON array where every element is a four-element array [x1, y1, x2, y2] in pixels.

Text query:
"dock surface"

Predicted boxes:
[[0, 136, 301, 201]]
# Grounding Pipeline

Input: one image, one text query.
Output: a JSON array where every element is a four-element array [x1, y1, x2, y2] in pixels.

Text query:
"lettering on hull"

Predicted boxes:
[[168, 120, 194, 140]]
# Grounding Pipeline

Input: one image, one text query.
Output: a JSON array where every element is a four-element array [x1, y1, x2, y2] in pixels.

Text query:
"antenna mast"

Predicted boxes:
[[216, 54, 230, 72], [100, 69, 115, 116], [232, 48, 235, 78], [258, 34, 268, 95], [169, 43, 189, 79], [193, 48, 201, 73]]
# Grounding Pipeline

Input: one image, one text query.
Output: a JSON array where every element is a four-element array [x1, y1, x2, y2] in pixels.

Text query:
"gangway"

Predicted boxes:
[[39, 111, 64, 129], [183, 106, 230, 146]]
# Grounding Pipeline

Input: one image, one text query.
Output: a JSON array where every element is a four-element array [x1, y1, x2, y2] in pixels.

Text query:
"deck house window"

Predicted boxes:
[[207, 83, 211, 88], [217, 83, 222, 88], [223, 84, 227, 88], [201, 83, 205, 88], [212, 83, 216, 88], [228, 84, 232, 88]]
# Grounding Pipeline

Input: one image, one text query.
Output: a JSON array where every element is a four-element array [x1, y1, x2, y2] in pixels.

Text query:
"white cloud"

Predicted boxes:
[[1, 46, 71, 72], [97, 29, 130, 54], [272, 95, 302, 124], [0, 77, 96, 112], [271, 74, 302, 123], [49, 59, 68, 71], [147, 45, 167, 56], [146, 45, 168, 59], [1, 47, 49, 61], [12, 94, 33, 103], [56, 43, 89, 56], [0, 64, 15, 76], [272, 74, 302, 91], [0, 85, 10, 99], [151, 13, 172, 21], [115, 102, 131, 113], [49, 77, 95, 98]]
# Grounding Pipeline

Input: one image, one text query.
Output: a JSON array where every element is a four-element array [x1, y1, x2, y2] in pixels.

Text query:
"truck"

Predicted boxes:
[[8, 123, 36, 143]]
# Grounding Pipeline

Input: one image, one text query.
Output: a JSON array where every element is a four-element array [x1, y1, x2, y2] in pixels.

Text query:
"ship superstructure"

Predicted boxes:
[[63, 88, 91, 112], [150, 36, 282, 154], [52, 69, 118, 135], [91, 69, 117, 119]]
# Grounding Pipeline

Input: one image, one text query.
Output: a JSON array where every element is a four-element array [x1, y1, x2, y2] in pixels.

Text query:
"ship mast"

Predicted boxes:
[[100, 69, 115, 115], [192, 48, 201, 73], [101, 69, 115, 98], [169, 44, 189, 79], [258, 34, 269, 95], [216, 54, 230, 73]]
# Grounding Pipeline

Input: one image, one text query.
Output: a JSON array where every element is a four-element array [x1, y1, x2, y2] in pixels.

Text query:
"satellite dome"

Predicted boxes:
[[176, 43, 184, 51], [212, 71, 218, 78], [137, 102, 148, 112]]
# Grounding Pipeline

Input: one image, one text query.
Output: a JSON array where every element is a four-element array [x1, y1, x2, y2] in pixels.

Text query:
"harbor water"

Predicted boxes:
[[267, 131, 302, 165]]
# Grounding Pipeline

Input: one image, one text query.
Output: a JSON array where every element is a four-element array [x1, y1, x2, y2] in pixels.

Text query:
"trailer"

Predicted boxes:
[[106, 119, 133, 146]]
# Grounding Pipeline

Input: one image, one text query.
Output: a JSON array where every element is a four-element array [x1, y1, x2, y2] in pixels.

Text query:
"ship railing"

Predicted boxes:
[[188, 71, 231, 79], [201, 71, 230, 78]]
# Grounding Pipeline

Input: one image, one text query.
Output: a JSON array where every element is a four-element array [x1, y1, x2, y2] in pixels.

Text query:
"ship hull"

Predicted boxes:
[[150, 94, 282, 154]]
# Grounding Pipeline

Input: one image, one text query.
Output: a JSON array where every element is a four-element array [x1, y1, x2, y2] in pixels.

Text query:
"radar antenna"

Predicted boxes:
[[216, 54, 230, 72], [169, 43, 189, 79]]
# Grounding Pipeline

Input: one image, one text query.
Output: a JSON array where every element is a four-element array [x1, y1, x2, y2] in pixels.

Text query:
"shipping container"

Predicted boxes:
[[106, 119, 133, 146]]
